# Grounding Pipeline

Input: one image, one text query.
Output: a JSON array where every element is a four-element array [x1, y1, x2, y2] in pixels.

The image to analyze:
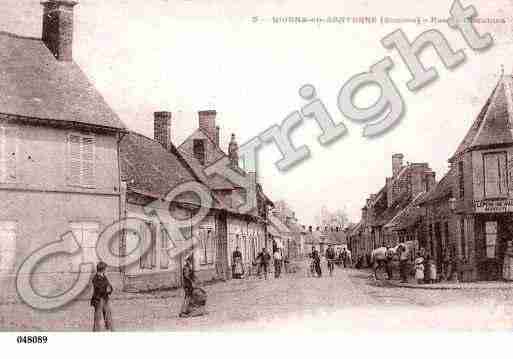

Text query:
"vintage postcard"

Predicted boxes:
[[1, 0, 513, 345]]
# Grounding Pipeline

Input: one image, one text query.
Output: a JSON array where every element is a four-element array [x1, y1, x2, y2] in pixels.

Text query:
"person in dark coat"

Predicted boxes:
[[310, 246, 322, 277], [256, 247, 271, 280], [91, 261, 113, 331], [179, 255, 207, 317]]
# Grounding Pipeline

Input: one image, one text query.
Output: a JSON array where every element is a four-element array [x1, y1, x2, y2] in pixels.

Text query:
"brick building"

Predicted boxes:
[[348, 154, 435, 264]]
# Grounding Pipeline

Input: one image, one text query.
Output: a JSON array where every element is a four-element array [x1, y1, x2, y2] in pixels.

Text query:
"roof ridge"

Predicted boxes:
[[0, 31, 40, 41]]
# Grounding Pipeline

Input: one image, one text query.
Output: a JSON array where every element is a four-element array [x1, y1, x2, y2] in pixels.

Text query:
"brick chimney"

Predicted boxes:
[[198, 110, 217, 141], [154, 111, 172, 150], [392, 153, 404, 177], [215, 126, 220, 147], [425, 171, 436, 192], [228, 133, 239, 167], [42, 0, 78, 61]]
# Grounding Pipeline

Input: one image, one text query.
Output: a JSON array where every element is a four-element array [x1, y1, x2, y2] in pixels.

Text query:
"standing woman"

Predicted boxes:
[[414, 252, 425, 285], [179, 256, 195, 318], [232, 246, 244, 279]]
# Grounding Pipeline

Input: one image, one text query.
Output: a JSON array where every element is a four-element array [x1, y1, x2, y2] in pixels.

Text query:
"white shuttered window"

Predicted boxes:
[[68, 134, 95, 187], [0, 126, 17, 183], [0, 221, 16, 273], [70, 222, 100, 271]]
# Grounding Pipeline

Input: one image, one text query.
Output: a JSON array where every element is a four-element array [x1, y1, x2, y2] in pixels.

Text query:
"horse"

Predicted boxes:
[[370, 246, 398, 279]]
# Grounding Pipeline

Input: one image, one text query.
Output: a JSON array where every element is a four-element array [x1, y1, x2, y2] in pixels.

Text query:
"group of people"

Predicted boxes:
[[309, 245, 352, 277], [232, 246, 289, 280]]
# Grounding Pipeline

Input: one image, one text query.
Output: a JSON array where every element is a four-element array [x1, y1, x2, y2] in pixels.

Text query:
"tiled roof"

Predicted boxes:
[[0, 31, 125, 130], [418, 168, 455, 205], [451, 75, 513, 159], [384, 191, 427, 230], [120, 132, 201, 201], [372, 190, 412, 227]]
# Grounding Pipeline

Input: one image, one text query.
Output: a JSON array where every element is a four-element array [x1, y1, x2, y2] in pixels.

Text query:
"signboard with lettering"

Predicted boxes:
[[474, 199, 513, 213]]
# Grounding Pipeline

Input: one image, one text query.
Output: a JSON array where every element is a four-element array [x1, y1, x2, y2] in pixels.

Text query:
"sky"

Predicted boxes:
[[2, 0, 513, 225]]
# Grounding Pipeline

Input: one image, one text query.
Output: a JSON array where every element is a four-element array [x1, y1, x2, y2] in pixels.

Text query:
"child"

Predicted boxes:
[[91, 261, 113, 331], [414, 253, 424, 285]]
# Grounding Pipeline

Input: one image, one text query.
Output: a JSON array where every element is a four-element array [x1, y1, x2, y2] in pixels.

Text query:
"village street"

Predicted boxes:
[[2, 261, 513, 331]]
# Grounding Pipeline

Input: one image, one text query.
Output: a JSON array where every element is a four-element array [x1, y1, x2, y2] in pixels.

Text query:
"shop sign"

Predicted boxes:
[[474, 199, 513, 213]]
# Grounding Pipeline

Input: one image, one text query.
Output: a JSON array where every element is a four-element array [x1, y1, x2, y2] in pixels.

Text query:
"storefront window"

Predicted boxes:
[[485, 221, 498, 259]]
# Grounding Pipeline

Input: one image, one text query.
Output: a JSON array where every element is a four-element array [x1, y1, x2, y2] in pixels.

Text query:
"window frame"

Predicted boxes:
[[0, 125, 17, 183], [0, 221, 17, 273], [482, 151, 508, 199], [70, 221, 100, 272]]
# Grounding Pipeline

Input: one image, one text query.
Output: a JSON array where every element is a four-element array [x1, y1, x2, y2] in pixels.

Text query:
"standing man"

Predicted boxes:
[[342, 248, 349, 268], [398, 244, 409, 283], [274, 249, 283, 278], [326, 244, 336, 276], [311, 246, 322, 277], [257, 247, 271, 280], [91, 261, 114, 331]]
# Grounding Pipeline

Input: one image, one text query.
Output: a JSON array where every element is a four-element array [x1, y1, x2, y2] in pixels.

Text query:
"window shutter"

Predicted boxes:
[[0, 222, 16, 273], [70, 223, 84, 272], [160, 226, 170, 269], [81, 137, 95, 187], [69, 135, 81, 185], [499, 153, 508, 195], [4, 127, 16, 182], [0, 127, 5, 182]]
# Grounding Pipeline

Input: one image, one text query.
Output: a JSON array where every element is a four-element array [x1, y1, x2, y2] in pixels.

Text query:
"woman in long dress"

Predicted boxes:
[[179, 256, 207, 318], [232, 247, 244, 279], [414, 253, 425, 285]]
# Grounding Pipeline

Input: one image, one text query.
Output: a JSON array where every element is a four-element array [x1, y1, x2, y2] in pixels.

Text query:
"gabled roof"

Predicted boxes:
[[372, 190, 412, 227], [179, 128, 226, 165], [451, 75, 513, 160], [177, 148, 236, 191], [0, 31, 125, 130], [418, 167, 455, 205]]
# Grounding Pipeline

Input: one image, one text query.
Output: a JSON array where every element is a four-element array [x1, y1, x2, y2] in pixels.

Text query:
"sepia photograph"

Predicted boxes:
[[1, 0, 513, 352]]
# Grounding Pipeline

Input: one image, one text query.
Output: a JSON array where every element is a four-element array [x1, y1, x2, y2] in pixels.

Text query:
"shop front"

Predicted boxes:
[[472, 198, 513, 281]]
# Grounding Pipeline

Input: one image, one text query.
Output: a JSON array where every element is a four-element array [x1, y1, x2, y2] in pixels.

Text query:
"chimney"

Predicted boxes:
[[386, 177, 394, 208], [215, 126, 220, 147], [361, 206, 368, 222], [154, 111, 172, 150], [198, 110, 217, 141], [228, 133, 239, 167], [392, 153, 404, 177], [42, 1, 78, 61], [426, 171, 436, 192]]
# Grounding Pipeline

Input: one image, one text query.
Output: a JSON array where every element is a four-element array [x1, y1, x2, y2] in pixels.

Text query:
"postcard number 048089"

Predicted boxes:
[[16, 336, 48, 344]]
